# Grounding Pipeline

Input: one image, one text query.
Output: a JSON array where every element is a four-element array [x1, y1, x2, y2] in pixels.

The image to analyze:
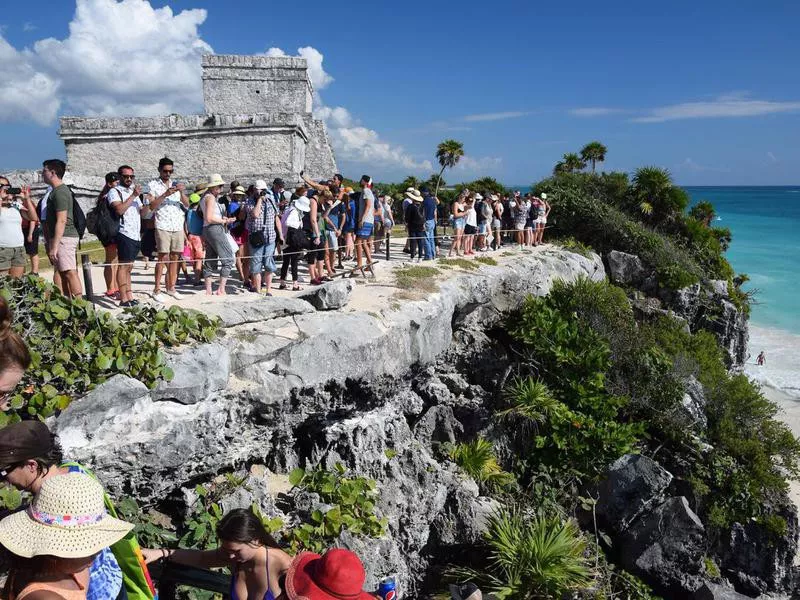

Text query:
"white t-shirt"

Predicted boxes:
[[361, 188, 375, 222], [108, 185, 143, 241], [38, 187, 52, 222], [0, 200, 24, 248], [148, 178, 185, 232], [465, 207, 477, 227]]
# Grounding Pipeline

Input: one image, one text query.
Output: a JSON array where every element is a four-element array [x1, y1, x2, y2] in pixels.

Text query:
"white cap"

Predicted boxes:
[[255, 179, 268, 191], [474, 193, 483, 200], [541, 193, 547, 200]]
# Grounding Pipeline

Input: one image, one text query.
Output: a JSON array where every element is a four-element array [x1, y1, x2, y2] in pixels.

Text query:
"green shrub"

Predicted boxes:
[[115, 496, 179, 548], [448, 506, 591, 599], [0, 275, 220, 423], [555, 237, 594, 258], [287, 464, 387, 553], [448, 438, 515, 492]]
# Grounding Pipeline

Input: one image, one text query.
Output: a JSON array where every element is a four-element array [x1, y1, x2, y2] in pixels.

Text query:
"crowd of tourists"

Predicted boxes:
[[0, 294, 486, 600], [1, 159, 550, 307]]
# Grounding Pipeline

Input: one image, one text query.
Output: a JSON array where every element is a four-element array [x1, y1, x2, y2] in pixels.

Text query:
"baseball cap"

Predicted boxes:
[[255, 179, 268, 191], [273, 178, 285, 188], [0, 421, 53, 468]]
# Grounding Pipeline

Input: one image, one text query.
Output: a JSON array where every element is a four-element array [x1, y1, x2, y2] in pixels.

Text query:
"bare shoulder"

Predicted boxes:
[[267, 547, 294, 570], [21, 591, 70, 600]]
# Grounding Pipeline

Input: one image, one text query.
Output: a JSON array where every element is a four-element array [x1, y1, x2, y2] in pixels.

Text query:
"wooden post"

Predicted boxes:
[[80, 254, 94, 302], [385, 231, 390, 262]]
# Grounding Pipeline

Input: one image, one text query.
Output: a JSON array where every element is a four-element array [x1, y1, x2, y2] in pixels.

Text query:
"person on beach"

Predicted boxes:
[[281, 548, 377, 600], [246, 178, 283, 296], [353, 175, 375, 277], [142, 508, 293, 600], [1, 178, 38, 279], [42, 159, 83, 299], [757, 351, 766, 366], [200, 174, 236, 296], [0, 473, 135, 600], [145, 157, 188, 303], [448, 191, 467, 257], [278, 190, 310, 290], [0, 421, 157, 600], [109, 166, 146, 307]]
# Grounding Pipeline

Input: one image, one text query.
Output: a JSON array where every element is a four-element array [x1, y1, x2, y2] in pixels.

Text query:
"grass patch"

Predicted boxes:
[[438, 258, 479, 271], [475, 256, 498, 266], [394, 265, 439, 293], [502, 251, 516, 257]]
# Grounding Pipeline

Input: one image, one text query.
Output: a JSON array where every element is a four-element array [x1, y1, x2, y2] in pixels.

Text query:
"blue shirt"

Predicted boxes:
[[422, 196, 437, 221], [186, 208, 204, 236]]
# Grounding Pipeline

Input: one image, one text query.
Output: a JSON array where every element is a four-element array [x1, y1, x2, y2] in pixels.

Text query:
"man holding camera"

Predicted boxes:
[[0, 177, 38, 278], [145, 157, 188, 303], [41, 159, 82, 298]]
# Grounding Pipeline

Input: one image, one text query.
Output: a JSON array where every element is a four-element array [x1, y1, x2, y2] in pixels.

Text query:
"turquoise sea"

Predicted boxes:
[[684, 186, 800, 398]]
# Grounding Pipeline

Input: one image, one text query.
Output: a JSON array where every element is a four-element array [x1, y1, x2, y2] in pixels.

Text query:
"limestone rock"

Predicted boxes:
[[692, 582, 754, 600], [607, 250, 648, 286], [679, 376, 708, 429], [297, 279, 354, 310], [203, 297, 313, 327], [152, 343, 230, 404], [594, 454, 674, 534]]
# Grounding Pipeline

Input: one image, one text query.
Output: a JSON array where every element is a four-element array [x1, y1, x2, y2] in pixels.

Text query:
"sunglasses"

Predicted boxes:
[[161, 169, 174, 174], [0, 463, 19, 480], [120, 173, 135, 179]]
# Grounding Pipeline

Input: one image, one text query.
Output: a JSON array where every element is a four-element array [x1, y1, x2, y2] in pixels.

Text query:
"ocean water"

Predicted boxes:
[[684, 186, 800, 398]]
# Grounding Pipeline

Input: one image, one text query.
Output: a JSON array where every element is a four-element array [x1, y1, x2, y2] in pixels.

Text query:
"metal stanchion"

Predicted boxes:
[[385, 231, 391, 261], [81, 254, 95, 302]]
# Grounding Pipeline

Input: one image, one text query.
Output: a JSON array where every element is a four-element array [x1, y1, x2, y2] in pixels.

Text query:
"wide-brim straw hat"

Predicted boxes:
[[294, 196, 311, 213], [194, 182, 208, 194], [206, 173, 226, 188], [404, 188, 423, 203], [285, 550, 374, 600], [231, 186, 247, 197], [0, 473, 133, 559]]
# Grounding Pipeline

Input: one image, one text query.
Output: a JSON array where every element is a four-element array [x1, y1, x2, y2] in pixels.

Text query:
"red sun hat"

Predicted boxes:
[[285, 549, 375, 600]]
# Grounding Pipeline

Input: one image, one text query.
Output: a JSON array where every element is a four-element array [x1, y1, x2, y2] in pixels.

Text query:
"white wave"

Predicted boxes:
[[745, 325, 800, 400]]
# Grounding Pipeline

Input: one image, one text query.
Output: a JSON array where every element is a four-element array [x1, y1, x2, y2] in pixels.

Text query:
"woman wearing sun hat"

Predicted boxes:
[[0, 472, 133, 600], [200, 174, 236, 296], [282, 548, 377, 600]]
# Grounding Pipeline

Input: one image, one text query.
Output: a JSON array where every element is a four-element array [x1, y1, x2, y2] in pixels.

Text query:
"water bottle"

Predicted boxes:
[[377, 576, 397, 600]]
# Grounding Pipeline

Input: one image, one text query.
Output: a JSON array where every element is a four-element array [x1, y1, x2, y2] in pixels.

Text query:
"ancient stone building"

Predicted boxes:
[[58, 54, 337, 187]]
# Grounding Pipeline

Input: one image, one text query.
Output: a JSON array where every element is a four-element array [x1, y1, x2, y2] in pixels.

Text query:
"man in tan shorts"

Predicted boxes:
[[42, 159, 82, 298], [145, 156, 187, 303]]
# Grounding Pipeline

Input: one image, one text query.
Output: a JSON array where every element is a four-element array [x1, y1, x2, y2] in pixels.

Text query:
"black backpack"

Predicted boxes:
[[68, 187, 87, 239], [86, 191, 121, 244]]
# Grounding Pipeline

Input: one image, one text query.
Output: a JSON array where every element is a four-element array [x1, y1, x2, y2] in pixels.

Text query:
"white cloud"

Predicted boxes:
[[264, 46, 333, 91], [462, 111, 529, 122], [22, 22, 37, 32], [455, 155, 503, 172], [569, 107, 622, 117], [0, 0, 211, 124], [633, 94, 800, 123]]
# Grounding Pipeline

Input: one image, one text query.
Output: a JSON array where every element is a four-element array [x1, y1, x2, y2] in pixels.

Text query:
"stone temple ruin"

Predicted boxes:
[[55, 54, 336, 199]]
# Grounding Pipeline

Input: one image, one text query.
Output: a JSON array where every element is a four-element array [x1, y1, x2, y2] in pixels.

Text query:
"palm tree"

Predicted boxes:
[[449, 438, 515, 491], [425, 173, 443, 191], [400, 175, 421, 191], [689, 201, 716, 227], [562, 153, 586, 173], [632, 166, 674, 220], [435, 140, 465, 197], [580, 141, 607, 173]]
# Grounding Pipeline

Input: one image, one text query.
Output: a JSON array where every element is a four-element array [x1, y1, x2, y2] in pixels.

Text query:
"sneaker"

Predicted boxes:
[[165, 289, 183, 300], [130, 299, 140, 306], [119, 300, 134, 308], [152, 292, 168, 303]]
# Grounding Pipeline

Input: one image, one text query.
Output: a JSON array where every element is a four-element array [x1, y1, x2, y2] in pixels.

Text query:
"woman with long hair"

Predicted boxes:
[[447, 191, 467, 257], [0, 295, 31, 411], [142, 508, 293, 600]]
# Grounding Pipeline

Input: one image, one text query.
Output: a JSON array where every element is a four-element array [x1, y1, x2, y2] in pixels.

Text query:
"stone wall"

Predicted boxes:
[[202, 54, 313, 115], [302, 116, 338, 180]]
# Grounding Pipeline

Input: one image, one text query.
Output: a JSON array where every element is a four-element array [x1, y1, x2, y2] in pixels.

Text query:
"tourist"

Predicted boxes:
[[448, 191, 467, 257], [353, 175, 375, 277], [301, 171, 344, 194], [534, 192, 550, 246], [146, 157, 188, 303], [0, 473, 134, 600], [475, 193, 490, 252], [382, 194, 395, 237], [278, 190, 309, 290], [463, 195, 478, 255], [95, 172, 122, 299], [373, 192, 385, 253], [281, 548, 376, 600], [108, 166, 146, 307], [757, 351, 766, 366], [422, 188, 437, 261], [512, 192, 529, 250], [306, 191, 330, 285], [246, 179, 283, 296], [401, 188, 414, 255], [1, 179, 37, 279], [42, 159, 83, 298], [501, 194, 514, 245], [142, 508, 293, 600], [342, 187, 357, 261], [0, 295, 31, 411], [228, 185, 248, 284], [185, 183, 207, 286], [525, 194, 536, 247], [404, 189, 425, 262], [21, 193, 40, 275], [323, 187, 345, 272], [200, 174, 236, 296], [491, 194, 504, 250]]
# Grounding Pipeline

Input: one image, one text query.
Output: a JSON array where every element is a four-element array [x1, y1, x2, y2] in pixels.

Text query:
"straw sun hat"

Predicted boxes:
[[0, 473, 133, 559], [206, 173, 226, 188], [404, 188, 423, 203]]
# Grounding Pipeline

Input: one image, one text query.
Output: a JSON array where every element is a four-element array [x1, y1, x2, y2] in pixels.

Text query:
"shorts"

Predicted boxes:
[[515, 222, 526, 231], [326, 230, 339, 251], [250, 241, 277, 275], [155, 229, 184, 254], [24, 226, 40, 256], [54, 237, 79, 272], [356, 222, 373, 239], [477, 223, 488, 235], [101, 237, 117, 249], [525, 220, 534, 230], [306, 238, 325, 264], [0, 246, 26, 270], [117, 233, 141, 264], [185, 234, 205, 260], [464, 224, 477, 235], [491, 219, 502, 230], [453, 217, 465, 230]]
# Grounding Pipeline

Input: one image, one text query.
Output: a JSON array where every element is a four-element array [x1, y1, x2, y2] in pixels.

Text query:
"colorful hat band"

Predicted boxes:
[[28, 506, 106, 528]]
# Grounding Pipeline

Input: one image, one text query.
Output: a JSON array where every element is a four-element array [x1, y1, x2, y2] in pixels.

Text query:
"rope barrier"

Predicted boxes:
[[79, 226, 554, 269]]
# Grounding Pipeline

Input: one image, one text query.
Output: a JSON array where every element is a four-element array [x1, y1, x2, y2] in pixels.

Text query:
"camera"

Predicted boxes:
[[6, 187, 21, 195], [258, 189, 268, 197]]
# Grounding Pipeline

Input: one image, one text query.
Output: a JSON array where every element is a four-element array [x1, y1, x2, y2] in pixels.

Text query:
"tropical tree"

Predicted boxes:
[[553, 161, 567, 176], [400, 175, 421, 192], [689, 201, 716, 227], [435, 139, 465, 197], [632, 166, 687, 221], [425, 173, 443, 191], [580, 141, 607, 173], [560, 153, 586, 174]]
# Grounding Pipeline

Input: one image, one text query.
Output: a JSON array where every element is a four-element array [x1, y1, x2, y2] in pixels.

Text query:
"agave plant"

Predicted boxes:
[[449, 438, 515, 491], [498, 378, 560, 428], [449, 506, 592, 599]]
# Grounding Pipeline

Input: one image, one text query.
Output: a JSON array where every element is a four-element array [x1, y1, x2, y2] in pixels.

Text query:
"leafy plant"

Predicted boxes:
[[0, 485, 23, 511], [116, 496, 178, 548], [449, 506, 591, 599], [498, 378, 559, 427], [448, 438, 515, 492], [0, 275, 220, 423], [287, 464, 387, 553]]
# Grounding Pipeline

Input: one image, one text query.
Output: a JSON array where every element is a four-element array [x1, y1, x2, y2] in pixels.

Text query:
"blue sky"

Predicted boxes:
[[1, 0, 799, 185]]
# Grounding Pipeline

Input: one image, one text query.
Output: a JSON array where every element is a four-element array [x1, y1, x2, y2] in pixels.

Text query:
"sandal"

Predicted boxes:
[[292, 284, 301, 291], [279, 283, 288, 290]]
